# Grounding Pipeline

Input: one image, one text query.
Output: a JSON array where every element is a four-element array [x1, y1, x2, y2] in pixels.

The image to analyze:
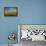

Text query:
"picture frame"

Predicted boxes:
[[4, 7, 18, 16], [18, 24, 46, 41]]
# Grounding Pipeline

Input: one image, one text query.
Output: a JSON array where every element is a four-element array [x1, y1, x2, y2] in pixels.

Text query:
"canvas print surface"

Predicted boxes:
[[18, 25, 46, 41], [4, 7, 18, 16]]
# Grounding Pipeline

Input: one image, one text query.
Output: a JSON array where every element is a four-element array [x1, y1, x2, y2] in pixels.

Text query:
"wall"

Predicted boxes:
[[20, 0, 46, 24], [0, 0, 46, 44]]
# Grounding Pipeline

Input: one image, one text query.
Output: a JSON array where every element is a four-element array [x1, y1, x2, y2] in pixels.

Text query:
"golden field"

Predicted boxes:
[[4, 11, 17, 16]]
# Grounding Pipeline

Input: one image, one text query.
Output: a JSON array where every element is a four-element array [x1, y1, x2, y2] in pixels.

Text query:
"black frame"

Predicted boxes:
[[4, 7, 18, 16]]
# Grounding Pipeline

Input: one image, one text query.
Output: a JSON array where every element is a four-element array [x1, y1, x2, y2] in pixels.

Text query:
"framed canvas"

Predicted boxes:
[[4, 7, 18, 16], [18, 24, 46, 41]]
